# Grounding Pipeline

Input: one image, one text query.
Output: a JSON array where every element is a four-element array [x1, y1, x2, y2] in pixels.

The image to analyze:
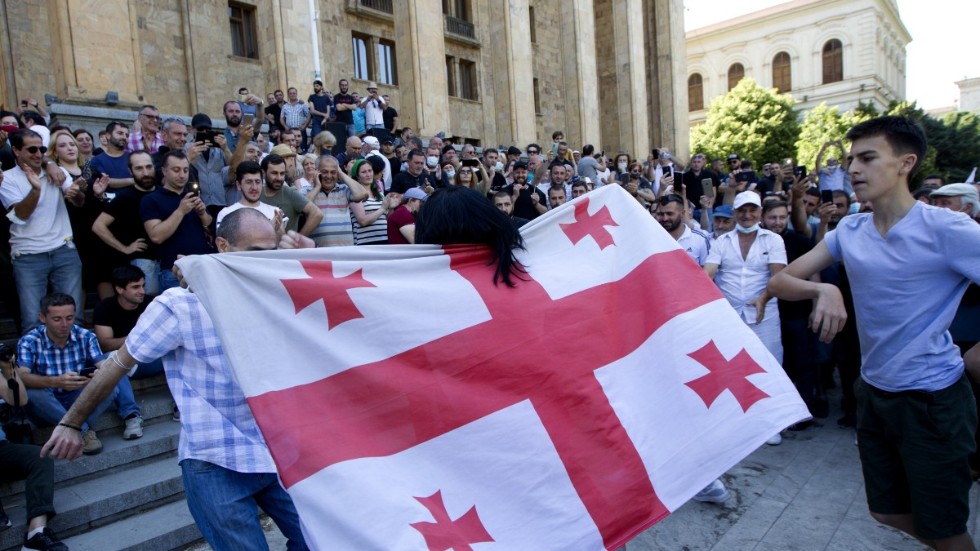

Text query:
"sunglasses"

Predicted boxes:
[[23, 146, 48, 154], [460, 169, 472, 174], [527, 150, 539, 155]]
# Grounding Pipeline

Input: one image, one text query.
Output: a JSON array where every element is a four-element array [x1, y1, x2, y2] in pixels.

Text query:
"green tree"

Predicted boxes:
[[795, 103, 872, 169], [691, 78, 800, 166]]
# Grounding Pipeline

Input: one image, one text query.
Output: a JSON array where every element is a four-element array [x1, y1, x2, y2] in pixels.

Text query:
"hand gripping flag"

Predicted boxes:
[[178, 185, 809, 550]]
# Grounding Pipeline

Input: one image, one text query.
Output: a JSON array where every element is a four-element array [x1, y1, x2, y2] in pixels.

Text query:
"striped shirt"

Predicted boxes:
[[126, 288, 276, 473], [18, 325, 102, 377], [310, 184, 355, 247], [352, 198, 388, 245]]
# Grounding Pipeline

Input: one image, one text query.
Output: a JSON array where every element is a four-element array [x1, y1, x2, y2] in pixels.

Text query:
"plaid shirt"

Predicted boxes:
[[17, 325, 102, 378], [126, 130, 165, 154], [126, 288, 276, 473]]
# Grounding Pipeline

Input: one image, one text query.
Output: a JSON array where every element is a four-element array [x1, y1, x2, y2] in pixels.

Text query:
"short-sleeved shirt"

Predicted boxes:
[[681, 169, 721, 207], [265, 103, 283, 132], [259, 186, 309, 234], [706, 228, 787, 323], [103, 186, 158, 260], [310, 185, 355, 247], [308, 93, 333, 119], [677, 225, 711, 267], [88, 152, 131, 179], [383, 106, 398, 131], [17, 324, 102, 377], [126, 131, 164, 154], [824, 203, 980, 392], [390, 170, 436, 195], [215, 202, 279, 229], [139, 187, 213, 269], [503, 183, 546, 220], [280, 101, 310, 130], [126, 288, 276, 473], [0, 165, 74, 255], [93, 296, 147, 338], [333, 93, 356, 125], [386, 205, 415, 245]]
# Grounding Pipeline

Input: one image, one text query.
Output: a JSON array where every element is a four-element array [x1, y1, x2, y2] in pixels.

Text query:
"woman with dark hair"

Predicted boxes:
[[72, 129, 96, 165], [415, 186, 526, 287], [348, 158, 391, 245]]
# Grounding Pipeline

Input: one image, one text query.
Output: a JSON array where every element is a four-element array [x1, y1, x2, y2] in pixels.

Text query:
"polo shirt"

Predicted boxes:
[[139, 187, 213, 269]]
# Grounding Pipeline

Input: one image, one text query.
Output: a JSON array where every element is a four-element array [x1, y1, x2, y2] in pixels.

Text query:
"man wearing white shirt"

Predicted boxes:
[[362, 136, 391, 190], [654, 194, 710, 267], [360, 82, 386, 132], [0, 130, 84, 331], [216, 161, 282, 232]]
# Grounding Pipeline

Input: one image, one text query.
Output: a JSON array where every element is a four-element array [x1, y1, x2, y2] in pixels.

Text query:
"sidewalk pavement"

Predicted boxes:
[[194, 388, 979, 550]]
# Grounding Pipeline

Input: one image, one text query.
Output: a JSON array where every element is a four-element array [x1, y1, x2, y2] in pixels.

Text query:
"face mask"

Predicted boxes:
[[736, 223, 760, 234], [400, 162, 408, 172], [495, 161, 504, 171], [444, 170, 455, 179], [617, 162, 628, 172], [426, 156, 438, 168]]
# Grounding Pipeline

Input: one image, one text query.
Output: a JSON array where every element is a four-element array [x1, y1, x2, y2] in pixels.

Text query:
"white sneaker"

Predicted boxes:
[[123, 415, 144, 440], [766, 433, 782, 446], [693, 479, 729, 503]]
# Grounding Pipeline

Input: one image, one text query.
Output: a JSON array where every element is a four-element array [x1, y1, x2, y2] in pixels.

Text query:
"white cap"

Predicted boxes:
[[733, 191, 762, 210], [362, 136, 380, 149]]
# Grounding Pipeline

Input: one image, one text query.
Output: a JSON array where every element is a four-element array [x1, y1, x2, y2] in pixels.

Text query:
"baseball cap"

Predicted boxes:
[[313, 79, 323, 86], [733, 191, 761, 210], [381, 137, 394, 145], [190, 113, 212, 129], [507, 146, 522, 156], [513, 161, 529, 171], [404, 188, 428, 202], [727, 154, 740, 161], [929, 183, 978, 199], [713, 205, 733, 219], [363, 136, 380, 149]]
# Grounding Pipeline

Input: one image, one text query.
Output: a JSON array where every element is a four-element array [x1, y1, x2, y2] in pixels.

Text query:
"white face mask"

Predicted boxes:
[[426, 156, 438, 168], [444, 170, 455, 179], [736, 223, 760, 234], [495, 161, 504, 172], [617, 162, 628, 172]]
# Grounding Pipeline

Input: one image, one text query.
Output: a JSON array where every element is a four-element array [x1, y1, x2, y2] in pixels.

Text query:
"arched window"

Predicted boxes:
[[728, 63, 745, 91], [772, 51, 791, 92], [688, 73, 704, 112], [822, 39, 843, 84]]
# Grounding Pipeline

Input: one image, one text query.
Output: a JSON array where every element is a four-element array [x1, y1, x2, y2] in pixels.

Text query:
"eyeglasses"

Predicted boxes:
[[141, 113, 160, 121], [527, 150, 539, 155], [23, 146, 47, 154], [460, 169, 472, 174]]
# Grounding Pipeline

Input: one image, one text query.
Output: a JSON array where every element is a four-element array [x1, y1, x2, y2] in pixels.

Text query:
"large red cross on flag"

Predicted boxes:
[[178, 185, 809, 550]]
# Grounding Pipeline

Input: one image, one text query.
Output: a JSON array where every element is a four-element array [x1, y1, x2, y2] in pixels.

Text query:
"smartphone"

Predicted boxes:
[[701, 178, 713, 198], [188, 182, 201, 197], [651, 149, 660, 160], [197, 129, 219, 147], [820, 189, 834, 204], [794, 165, 806, 178], [242, 113, 255, 127], [461, 158, 479, 168]]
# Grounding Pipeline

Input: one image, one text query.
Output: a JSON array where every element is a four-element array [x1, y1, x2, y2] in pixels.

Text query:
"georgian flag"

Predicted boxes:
[[178, 185, 809, 550]]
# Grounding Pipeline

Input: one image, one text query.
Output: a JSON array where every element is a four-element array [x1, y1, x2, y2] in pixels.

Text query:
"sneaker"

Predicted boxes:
[[693, 479, 729, 503], [172, 405, 180, 422], [82, 430, 102, 455], [766, 433, 783, 446], [123, 415, 143, 440], [22, 527, 68, 550]]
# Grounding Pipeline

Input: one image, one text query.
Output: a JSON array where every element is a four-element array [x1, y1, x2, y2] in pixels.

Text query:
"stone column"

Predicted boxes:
[[560, 0, 600, 148], [490, 0, 536, 147], [645, 0, 689, 159], [393, 0, 450, 139], [612, 0, 650, 157]]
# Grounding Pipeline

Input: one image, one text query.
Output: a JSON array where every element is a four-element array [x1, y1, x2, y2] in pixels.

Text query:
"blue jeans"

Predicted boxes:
[[181, 459, 308, 551], [27, 385, 118, 432], [112, 377, 142, 419], [131, 258, 161, 296], [159, 269, 180, 293], [13, 243, 83, 333]]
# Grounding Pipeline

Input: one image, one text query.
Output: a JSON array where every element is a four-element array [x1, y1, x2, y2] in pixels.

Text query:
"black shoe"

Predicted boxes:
[[23, 527, 68, 551], [837, 414, 856, 428], [0, 500, 9, 532], [789, 420, 813, 431]]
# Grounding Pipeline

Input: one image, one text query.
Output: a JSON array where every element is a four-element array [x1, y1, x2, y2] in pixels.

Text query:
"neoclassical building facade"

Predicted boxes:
[[685, 0, 910, 127], [0, 0, 689, 158]]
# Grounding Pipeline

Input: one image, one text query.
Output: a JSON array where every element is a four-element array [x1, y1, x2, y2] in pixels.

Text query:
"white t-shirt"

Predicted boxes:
[[215, 202, 279, 229], [0, 165, 73, 254], [706, 228, 787, 323]]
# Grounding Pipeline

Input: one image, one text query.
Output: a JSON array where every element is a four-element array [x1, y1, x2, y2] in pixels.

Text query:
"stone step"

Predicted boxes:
[[52, 499, 202, 551], [0, 456, 187, 551]]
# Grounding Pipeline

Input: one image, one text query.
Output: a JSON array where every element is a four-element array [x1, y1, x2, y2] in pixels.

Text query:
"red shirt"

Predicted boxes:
[[386, 205, 415, 245]]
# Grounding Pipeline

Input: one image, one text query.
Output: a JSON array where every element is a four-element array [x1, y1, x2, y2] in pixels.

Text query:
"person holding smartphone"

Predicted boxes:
[[681, 153, 721, 211]]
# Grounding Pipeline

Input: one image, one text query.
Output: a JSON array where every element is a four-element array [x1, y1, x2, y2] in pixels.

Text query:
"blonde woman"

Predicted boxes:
[[312, 130, 336, 156], [293, 153, 319, 198]]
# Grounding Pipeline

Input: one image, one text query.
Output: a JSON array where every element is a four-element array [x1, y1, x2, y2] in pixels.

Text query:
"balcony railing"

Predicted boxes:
[[445, 16, 475, 40], [359, 0, 392, 14]]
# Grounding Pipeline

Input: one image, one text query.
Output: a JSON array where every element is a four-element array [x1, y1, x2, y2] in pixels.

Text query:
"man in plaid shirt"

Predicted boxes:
[[40, 209, 308, 551], [17, 293, 143, 455]]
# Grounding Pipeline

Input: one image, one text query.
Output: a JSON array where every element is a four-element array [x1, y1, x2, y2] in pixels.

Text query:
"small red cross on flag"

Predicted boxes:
[[178, 185, 809, 550]]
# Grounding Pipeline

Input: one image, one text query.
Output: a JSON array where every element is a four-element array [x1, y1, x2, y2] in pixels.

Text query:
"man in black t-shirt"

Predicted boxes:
[[382, 95, 398, 133], [264, 89, 285, 134], [307, 79, 333, 143], [333, 79, 357, 140], [681, 153, 721, 209], [93, 265, 163, 379], [502, 162, 546, 220]]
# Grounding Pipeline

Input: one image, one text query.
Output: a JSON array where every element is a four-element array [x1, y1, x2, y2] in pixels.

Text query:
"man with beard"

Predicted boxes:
[[390, 149, 437, 194], [186, 113, 230, 219], [307, 79, 333, 144], [654, 194, 710, 267], [333, 79, 357, 139], [222, 99, 262, 153], [140, 150, 213, 291], [264, 89, 285, 134], [259, 153, 321, 235], [503, 161, 546, 220], [126, 105, 164, 154], [89, 121, 135, 188], [93, 151, 161, 295], [216, 161, 283, 232]]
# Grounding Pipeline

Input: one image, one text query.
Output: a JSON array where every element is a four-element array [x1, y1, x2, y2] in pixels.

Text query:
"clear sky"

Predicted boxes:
[[683, 0, 980, 110]]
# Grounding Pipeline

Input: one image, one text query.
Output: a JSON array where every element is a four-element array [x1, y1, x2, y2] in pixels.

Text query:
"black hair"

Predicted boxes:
[[105, 120, 128, 134], [441, 144, 456, 155], [236, 160, 263, 182], [923, 174, 945, 183], [40, 292, 75, 314], [127, 150, 153, 170], [804, 187, 820, 199], [162, 149, 187, 168], [111, 265, 146, 290], [21, 111, 45, 126], [526, 143, 541, 153], [72, 128, 93, 141], [582, 144, 595, 156], [762, 200, 789, 215], [845, 115, 927, 176], [0, 110, 20, 127], [415, 186, 526, 287], [832, 190, 851, 204], [261, 153, 285, 171], [8, 129, 41, 149], [407, 148, 425, 161]]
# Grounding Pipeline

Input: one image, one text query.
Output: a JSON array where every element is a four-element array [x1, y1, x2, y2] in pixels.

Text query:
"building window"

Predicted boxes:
[[446, 56, 457, 97], [727, 63, 744, 91], [529, 7, 537, 43], [772, 51, 791, 92], [444, 0, 471, 20], [352, 33, 371, 81], [533, 78, 541, 115], [459, 60, 478, 100], [688, 73, 704, 112], [377, 39, 397, 85], [822, 39, 843, 84], [229, 3, 258, 59]]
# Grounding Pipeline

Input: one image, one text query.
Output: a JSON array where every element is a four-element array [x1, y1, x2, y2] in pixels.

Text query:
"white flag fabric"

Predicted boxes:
[[178, 184, 809, 550]]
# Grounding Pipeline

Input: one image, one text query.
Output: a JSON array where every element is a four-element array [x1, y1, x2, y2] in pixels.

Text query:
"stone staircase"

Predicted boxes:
[[0, 369, 206, 551]]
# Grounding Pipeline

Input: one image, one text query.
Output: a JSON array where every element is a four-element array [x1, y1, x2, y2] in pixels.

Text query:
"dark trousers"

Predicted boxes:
[[0, 441, 56, 521]]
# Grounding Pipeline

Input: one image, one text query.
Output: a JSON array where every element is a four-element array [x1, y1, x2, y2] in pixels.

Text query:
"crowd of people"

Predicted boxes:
[[0, 82, 978, 550]]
